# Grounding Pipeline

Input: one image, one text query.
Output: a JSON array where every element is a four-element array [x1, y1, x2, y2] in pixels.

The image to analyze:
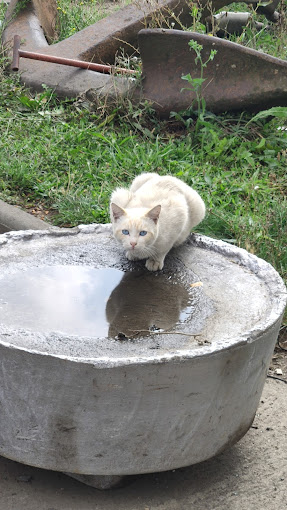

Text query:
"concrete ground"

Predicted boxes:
[[0, 376, 286, 510]]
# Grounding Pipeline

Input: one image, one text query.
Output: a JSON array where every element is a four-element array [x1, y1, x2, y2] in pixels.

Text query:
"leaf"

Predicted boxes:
[[188, 40, 203, 53], [247, 107, 287, 125], [181, 78, 206, 94], [18, 96, 38, 110], [92, 132, 111, 143], [255, 137, 266, 150], [190, 78, 206, 87], [240, 149, 255, 167], [204, 174, 212, 185], [181, 73, 193, 83]]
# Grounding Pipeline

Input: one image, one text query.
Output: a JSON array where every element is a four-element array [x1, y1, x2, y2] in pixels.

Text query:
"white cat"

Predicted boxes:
[[110, 173, 205, 271]]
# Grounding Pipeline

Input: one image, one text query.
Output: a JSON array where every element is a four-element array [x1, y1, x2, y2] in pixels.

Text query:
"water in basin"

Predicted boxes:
[[0, 265, 195, 338]]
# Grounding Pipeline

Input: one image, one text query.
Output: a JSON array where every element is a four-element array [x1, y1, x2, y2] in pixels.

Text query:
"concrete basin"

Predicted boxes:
[[0, 225, 285, 481]]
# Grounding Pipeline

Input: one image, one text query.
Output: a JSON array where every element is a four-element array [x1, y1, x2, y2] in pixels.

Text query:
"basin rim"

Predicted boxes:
[[0, 225, 285, 367]]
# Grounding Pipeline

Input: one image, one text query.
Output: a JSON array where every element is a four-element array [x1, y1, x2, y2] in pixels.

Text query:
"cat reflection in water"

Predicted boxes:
[[106, 270, 190, 338], [110, 173, 205, 271]]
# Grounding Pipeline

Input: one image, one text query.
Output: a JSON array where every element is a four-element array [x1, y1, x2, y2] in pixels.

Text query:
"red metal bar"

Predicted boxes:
[[12, 35, 137, 75], [12, 34, 21, 71]]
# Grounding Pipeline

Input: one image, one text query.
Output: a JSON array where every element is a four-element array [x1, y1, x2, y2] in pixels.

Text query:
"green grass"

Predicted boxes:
[[54, 0, 132, 41], [0, 2, 286, 315], [0, 87, 286, 278]]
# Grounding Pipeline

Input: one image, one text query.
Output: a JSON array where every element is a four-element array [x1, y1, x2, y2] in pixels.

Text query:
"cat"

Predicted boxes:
[[110, 172, 205, 271]]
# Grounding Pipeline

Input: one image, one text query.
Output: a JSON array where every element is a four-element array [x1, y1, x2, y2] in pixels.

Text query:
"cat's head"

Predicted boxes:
[[110, 203, 161, 256]]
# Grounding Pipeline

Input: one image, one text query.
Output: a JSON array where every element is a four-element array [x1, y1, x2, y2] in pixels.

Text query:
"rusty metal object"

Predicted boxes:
[[3, 1, 286, 114], [3, 0, 192, 63], [248, 0, 280, 22], [205, 12, 265, 37], [12, 35, 137, 75], [138, 29, 287, 117], [198, 0, 280, 23], [2, 0, 191, 100]]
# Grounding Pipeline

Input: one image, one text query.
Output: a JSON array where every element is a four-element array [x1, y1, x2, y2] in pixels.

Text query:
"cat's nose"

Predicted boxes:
[[130, 241, 137, 249]]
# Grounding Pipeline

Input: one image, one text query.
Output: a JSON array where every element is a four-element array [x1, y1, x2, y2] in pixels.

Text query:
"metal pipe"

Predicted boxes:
[[12, 35, 21, 71], [12, 35, 137, 75]]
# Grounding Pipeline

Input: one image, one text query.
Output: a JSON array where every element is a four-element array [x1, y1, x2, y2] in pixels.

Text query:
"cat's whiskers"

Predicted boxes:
[[134, 244, 157, 260]]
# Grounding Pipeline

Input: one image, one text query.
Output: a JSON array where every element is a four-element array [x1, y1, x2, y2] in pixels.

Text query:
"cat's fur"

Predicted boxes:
[[110, 173, 205, 271]]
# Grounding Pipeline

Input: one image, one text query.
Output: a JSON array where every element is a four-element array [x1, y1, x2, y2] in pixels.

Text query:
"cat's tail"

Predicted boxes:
[[188, 190, 206, 229]]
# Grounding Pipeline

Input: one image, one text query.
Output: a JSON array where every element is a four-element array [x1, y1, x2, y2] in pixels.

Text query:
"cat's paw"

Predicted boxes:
[[145, 258, 164, 272]]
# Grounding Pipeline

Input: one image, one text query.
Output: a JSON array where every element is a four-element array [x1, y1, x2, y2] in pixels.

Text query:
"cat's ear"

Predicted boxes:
[[111, 203, 126, 221], [146, 205, 161, 224]]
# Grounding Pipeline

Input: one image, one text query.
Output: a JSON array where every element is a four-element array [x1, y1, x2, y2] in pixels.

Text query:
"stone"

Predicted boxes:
[[0, 225, 285, 478]]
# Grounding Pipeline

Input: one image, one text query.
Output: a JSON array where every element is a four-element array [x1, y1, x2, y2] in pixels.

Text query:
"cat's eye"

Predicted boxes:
[[122, 229, 129, 235], [139, 231, 147, 236]]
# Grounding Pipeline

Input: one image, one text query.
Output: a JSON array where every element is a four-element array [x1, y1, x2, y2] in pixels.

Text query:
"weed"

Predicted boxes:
[[172, 39, 217, 133], [55, 0, 132, 42]]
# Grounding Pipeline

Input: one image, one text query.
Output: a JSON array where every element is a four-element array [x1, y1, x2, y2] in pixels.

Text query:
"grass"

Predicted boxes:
[[54, 0, 132, 41], [0, 2, 286, 319]]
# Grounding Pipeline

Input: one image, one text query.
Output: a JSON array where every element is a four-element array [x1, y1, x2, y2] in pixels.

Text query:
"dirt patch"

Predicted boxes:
[[25, 203, 57, 223], [268, 327, 287, 381]]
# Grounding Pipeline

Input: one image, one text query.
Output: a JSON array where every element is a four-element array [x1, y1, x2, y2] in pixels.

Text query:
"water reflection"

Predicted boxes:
[[0, 266, 192, 338], [106, 270, 191, 338]]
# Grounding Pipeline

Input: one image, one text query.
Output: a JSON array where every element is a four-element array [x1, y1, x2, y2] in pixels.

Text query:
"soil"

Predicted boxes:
[[269, 327, 287, 380], [0, 340, 286, 510]]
